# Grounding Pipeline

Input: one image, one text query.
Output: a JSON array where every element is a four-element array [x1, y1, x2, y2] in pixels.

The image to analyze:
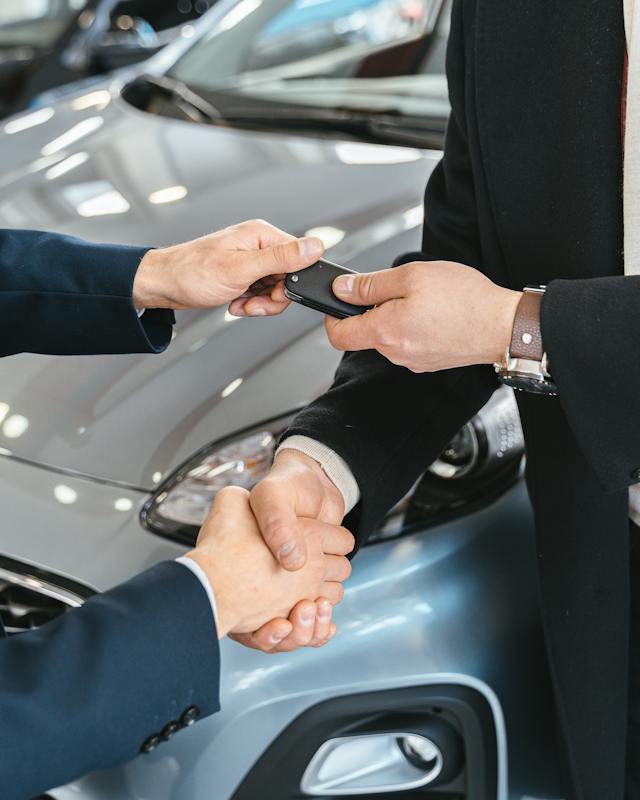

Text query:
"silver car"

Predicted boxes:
[[0, 1, 563, 798]]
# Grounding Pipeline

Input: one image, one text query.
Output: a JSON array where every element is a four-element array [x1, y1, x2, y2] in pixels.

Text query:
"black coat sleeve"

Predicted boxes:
[[285, 1, 498, 543], [0, 229, 175, 356], [0, 561, 220, 800], [542, 276, 640, 492]]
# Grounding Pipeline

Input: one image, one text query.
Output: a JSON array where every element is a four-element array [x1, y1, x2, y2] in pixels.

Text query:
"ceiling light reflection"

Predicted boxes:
[[335, 142, 421, 165], [304, 225, 345, 249], [403, 205, 423, 229], [71, 90, 111, 112], [219, 0, 262, 31], [77, 190, 130, 218], [54, 484, 78, 505], [41, 117, 104, 156], [221, 377, 243, 398], [148, 185, 188, 205], [5, 107, 54, 135], [114, 498, 134, 512], [46, 152, 89, 180], [3, 414, 28, 439]]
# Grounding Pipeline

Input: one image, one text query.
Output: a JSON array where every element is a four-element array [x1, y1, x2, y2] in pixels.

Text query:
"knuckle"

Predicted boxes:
[[401, 265, 420, 292], [358, 273, 377, 302], [377, 328, 395, 350]]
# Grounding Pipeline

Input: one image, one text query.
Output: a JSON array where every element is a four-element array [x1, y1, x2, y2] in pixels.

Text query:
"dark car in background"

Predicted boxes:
[[0, 0, 214, 119]]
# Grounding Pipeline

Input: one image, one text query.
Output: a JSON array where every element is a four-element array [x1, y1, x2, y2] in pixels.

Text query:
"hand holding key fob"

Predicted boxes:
[[284, 259, 373, 319]]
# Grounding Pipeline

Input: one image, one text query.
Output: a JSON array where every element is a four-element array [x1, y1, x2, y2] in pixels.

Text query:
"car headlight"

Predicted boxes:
[[141, 415, 294, 545]]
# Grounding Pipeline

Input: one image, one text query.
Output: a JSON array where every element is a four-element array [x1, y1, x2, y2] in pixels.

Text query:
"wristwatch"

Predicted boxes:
[[494, 286, 558, 395]]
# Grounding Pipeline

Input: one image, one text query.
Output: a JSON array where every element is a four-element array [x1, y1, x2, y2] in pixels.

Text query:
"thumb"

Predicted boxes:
[[197, 485, 251, 546], [252, 236, 324, 279], [250, 480, 309, 571], [333, 268, 400, 307]]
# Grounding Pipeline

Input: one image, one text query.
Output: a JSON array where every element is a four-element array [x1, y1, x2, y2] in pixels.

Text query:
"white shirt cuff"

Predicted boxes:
[[175, 556, 219, 630], [276, 435, 361, 514]]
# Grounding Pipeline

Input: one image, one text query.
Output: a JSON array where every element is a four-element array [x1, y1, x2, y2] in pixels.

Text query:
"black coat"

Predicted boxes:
[[0, 230, 220, 799], [288, 2, 632, 797]]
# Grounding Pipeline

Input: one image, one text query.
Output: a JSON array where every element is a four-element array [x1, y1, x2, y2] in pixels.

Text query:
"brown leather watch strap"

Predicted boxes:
[[510, 289, 544, 360]]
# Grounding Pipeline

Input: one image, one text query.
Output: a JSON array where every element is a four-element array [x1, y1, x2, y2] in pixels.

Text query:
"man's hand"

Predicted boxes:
[[185, 486, 353, 639], [250, 450, 345, 570], [326, 260, 522, 372], [132, 220, 323, 315]]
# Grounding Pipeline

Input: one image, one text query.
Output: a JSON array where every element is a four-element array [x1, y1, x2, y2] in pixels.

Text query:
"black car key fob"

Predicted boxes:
[[284, 259, 372, 319]]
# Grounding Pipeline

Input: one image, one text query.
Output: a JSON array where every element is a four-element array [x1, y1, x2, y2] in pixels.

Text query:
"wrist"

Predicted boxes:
[[133, 248, 174, 310], [275, 449, 345, 514], [184, 548, 238, 639], [489, 288, 522, 363]]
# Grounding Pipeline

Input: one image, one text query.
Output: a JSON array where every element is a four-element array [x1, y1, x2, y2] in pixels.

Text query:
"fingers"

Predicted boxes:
[[228, 618, 293, 652], [324, 554, 352, 582], [309, 598, 335, 648], [320, 581, 345, 605], [247, 237, 324, 284], [250, 480, 308, 570], [314, 522, 355, 556], [332, 268, 401, 306], [324, 309, 386, 352], [228, 279, 291, 318], [265, 600, 318, 652], [229, 599, 338, 654]]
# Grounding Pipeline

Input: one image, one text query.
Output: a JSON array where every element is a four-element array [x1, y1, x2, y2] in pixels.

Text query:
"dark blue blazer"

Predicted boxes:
[[0, 230, 220, 800]]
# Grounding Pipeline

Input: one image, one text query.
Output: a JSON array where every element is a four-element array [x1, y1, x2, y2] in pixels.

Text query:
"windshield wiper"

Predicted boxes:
[[126, 73, 223, 125], [222, 105, 446, 147]]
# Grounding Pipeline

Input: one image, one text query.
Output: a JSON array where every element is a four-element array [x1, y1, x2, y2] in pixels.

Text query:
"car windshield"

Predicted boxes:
[[167, 0, 451, 135], [0, 0, 88, 48]]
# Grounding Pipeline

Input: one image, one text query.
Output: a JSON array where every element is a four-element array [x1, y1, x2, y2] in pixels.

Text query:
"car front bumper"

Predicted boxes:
[[0, 455, 563, 800]]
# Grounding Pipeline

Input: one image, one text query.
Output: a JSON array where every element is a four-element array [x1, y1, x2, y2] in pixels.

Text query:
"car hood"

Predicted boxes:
[[0, 83, 438, 489]]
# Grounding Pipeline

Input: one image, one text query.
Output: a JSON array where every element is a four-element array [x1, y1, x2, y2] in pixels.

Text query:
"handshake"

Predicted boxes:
[[134, 217, 521, 652], [185, 478, 352, 649]]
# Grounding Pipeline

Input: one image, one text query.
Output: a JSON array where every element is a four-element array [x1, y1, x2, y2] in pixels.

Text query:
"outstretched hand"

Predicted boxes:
[[132, 219, 324, 315]]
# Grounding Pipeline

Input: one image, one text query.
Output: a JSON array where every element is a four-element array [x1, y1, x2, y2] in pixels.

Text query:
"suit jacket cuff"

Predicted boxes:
[[541, 275, 640, 492]]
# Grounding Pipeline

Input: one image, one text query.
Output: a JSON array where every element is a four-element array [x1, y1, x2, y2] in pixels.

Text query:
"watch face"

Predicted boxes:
[[499, 375, 558, 396]]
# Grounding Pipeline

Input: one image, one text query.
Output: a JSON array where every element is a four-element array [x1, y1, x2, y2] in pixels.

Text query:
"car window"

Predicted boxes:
[[0, 0, 87, 47], [107, 0, 211, 35], [170, 0, 451, 124]]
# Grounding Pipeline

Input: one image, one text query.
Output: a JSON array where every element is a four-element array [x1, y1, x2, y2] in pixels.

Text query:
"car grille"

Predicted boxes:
[[0, 555, 94, 635]]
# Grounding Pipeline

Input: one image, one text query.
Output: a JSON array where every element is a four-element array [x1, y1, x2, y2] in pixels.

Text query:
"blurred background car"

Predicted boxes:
[[0, 1, 565, 798], [0, 0, 216, 119]]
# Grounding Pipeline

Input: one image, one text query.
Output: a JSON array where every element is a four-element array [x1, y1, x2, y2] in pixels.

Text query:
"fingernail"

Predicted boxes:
[[270, 631, 287, 644], [318, 601, 332, 621], [248, 307, 267, 316], [278, 542, 304, 568], [299, 237, 324, 261], [301, 607, 316, 624], [278, 541, 295, 558], [334, 275, 354, 295]]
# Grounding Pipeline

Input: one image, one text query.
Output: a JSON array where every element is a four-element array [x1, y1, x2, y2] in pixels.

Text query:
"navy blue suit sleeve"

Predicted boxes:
[[0, 229, 175, 356], [0, 561, 220, 800]]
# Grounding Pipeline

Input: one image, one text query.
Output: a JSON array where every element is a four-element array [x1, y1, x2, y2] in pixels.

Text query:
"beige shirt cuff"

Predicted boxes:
[[276, 435, 361, 514]]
